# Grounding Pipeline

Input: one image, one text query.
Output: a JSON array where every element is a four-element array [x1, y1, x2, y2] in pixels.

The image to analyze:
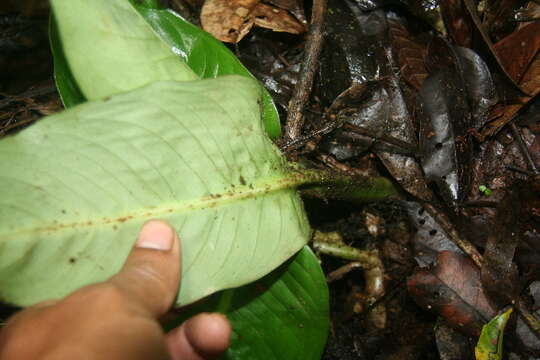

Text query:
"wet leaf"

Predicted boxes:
[[439, 0, 472, 47], [495, 20, 540, 85], [480, 182, 528, 308], [320, 5, 433, 201], [462, 0, 523, 91], [515, 282, 540, 352], [418, 70, 472, 208], [484, 0, 520, 41], [200, 0, 305, 43], [482, 22, 540, 138], [388, 17, 429, 91], [435, 320, 473, 360], [475, 308, 513, 360], [169, 246, 330, 360], [405, 202, 463, 267], [454, 47, 498, 129], [408, 251, 496, 336]]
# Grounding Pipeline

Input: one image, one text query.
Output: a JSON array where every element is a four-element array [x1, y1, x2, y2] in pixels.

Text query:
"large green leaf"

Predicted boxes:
[[0, 77, 310, 307], [50, 0, 281, 138], [51, 0, 198, 100], [169, 246, 329, 360]]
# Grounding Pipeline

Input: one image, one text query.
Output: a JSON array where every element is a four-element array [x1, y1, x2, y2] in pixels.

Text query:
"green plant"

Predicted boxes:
[[0, 0, 396, 357]]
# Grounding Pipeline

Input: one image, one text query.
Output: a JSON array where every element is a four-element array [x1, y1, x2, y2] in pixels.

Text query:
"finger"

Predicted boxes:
[[166, 313, 231, 360], [110, 220, 181, 317]]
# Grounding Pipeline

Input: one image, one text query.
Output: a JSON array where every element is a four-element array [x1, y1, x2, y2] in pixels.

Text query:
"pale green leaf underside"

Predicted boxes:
[[51, 0, 198, 101], [0, 77, 310, 306]]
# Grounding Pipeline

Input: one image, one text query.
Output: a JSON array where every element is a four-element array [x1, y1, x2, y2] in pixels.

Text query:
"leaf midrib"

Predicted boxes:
[[2, 171, 308, 238]]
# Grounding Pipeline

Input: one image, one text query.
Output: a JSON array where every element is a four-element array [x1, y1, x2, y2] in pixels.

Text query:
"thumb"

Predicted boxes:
[[109, 220, 181, 317]]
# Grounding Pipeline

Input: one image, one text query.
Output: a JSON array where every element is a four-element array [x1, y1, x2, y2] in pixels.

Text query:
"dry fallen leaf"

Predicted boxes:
[[201, 0, 306, 43]]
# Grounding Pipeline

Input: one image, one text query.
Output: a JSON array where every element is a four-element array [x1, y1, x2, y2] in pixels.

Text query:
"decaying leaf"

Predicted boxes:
[[435, 320, 473, 360], [405, 202, 463, 267], [408, 251, 496, 336], [482, 22, 540, 138], [480, 182, 531, 308], [319, 4, 433, 202], [454, 47, 498, 128], [200, 0, 306, 43], [388, 18, 429, 91], [251, 2, 306, 34], [200, 0, 258, 43], [418, 70, 471, 209], [462, 0, 523, 90], [265, 0, 306, 24], [419, 38, 496, 209], [439, 0, 472, 47], [495, 20, 540, 85]]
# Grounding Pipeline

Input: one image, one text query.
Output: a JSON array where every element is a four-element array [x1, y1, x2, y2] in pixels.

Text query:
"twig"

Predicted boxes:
[[516, 299, 540, 342], [0, 117, 35, 134], [511, 123, 539, 174], [423, 203, 483, 268], [282, 0, 327, 142], [0, 83, 56, 110]]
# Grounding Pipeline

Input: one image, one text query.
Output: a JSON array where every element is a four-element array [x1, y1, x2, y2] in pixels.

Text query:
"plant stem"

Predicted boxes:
[[312, 230, 386, 328], [295, 167, 400, 202]]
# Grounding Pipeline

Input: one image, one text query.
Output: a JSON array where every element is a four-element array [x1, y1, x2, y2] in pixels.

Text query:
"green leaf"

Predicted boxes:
[[50, 0, 281, 138], [49, 16, 85, 108], [475, 308, 513, 360], [0, 77, 310, 307], [168, 246, 329, 360], [50, 0, 198, 101], [130, 3, 281, 139]]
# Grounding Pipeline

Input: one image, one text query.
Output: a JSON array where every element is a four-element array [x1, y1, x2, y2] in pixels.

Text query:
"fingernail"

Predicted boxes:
[[136, 220, 174, 251]]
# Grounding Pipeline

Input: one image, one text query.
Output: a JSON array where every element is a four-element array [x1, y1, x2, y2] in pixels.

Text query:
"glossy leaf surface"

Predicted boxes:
[[50, 0, 281, 138], [172, 246, 329, 360], [0, 78, 310, 307]]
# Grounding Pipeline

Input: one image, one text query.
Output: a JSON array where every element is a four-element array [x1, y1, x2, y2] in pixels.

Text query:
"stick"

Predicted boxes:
[[282, 0, 327, 142]]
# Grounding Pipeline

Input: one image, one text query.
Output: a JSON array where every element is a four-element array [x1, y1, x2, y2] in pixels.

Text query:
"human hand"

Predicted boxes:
[[0, 220, 231, 360]]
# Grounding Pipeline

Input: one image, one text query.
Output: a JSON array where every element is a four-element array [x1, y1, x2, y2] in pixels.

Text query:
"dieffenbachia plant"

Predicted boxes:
[[0, 0, 396, 357], [3, 0, 312, 309]]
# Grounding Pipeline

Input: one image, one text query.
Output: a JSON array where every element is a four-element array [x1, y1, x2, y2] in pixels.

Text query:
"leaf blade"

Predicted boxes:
[[168, 246, 329, 360], [0, 78, 309, 306], [50, 0, 198, 101]]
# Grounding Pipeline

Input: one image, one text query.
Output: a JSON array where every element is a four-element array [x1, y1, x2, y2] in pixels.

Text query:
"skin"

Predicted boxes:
[[0, 220, 232, 360]]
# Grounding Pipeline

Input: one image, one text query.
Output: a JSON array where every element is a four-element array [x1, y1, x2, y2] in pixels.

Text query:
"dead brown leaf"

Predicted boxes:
[[201, 0, 258, 43], [482, 23, 540, 139], [251, 3, 306, 34], [265, 0, 306, 24], [200, 0, 306, 43], [388, 19, 429, 91], [407, 251, 496, 336], [439, 0, 473, 48]]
